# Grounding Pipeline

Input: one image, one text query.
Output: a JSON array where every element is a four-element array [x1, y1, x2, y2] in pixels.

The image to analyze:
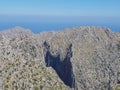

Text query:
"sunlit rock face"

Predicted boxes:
[[0, 27, 69, 90], [0, 26, 120, 90]]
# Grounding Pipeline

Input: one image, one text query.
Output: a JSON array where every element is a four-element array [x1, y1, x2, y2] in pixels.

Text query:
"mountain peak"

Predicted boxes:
[[0, 26, 33, 38]]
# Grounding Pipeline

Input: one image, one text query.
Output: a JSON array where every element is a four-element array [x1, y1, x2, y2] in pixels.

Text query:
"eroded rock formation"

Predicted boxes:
[[43, 41, 75, 88], [0, 26, 120, 90]]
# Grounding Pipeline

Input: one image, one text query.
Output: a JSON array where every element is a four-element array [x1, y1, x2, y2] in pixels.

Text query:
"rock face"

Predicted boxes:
[[43, 41, 75, 88], [0, 26, 120, 90], [0, 27, 69, 90]]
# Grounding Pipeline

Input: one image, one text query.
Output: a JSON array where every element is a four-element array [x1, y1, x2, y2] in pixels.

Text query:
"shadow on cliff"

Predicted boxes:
[[43, 41, 75, 88]]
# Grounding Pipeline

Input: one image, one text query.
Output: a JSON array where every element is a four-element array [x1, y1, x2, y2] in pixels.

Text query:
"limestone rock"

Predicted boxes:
[[0, 26, 120, 90]]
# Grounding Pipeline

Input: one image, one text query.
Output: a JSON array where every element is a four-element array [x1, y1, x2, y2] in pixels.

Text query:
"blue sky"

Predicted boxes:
[[0, 0, 120, 17]]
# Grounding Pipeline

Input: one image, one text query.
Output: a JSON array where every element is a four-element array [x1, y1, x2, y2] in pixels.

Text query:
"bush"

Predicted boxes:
[[34, 86, 39, 90], [117, 41, 120, 50]]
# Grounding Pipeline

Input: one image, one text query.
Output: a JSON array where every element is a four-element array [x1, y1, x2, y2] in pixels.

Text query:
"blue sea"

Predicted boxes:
[[0, 22, 120, 33], [0, 16, 120, 33]]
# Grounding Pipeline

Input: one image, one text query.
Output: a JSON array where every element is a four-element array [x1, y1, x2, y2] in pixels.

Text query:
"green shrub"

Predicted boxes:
[[117, 41, 120, 50], [4, 85, 9, 88], [40, 85, 43, 89], [34, 86, 39, 90], [115, 88, 120, 90], [115, 84, 120, 90]]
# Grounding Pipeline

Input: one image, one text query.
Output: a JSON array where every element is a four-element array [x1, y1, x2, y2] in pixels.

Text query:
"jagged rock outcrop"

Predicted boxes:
[[43, 41, 75, 88], [0, 26, 120, 90], [0, 27, 69, 90]]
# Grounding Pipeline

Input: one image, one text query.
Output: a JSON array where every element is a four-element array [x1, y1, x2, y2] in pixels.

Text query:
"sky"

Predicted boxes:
[[0, 0, 120, 32], [0, 0, 120, 17]]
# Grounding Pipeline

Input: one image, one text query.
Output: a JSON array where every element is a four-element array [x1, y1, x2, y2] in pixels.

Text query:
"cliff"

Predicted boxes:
[[0, 26, 120, 90]]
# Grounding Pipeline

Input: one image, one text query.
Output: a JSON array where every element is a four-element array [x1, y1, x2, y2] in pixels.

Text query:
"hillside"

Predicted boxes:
[[0, 26, 120, 90]]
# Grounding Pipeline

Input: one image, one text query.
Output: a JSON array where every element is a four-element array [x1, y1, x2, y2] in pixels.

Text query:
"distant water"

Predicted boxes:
[[0, 22, 120, 33]]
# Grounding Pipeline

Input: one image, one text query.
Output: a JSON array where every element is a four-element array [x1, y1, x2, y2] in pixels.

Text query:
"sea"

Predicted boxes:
[[0, 22, 120, 34]]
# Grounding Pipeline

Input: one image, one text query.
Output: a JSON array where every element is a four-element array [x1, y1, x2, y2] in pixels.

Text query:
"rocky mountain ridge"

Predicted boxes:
[[0, 26, 120, 90]]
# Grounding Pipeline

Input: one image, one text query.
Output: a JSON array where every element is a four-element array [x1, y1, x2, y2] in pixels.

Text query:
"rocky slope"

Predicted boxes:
[[0, 27, 69, 90], [0, 26, 120, 90]]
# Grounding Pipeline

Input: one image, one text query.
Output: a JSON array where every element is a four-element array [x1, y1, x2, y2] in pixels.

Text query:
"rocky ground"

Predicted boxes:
[[0, 26, 120, 90]]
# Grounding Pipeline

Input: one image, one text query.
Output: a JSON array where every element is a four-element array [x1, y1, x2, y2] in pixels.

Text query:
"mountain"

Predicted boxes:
[[0, 26, 120, 90]]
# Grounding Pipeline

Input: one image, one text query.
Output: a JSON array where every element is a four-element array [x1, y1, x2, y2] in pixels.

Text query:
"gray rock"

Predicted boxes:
[[0, 26, 120, 90]]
